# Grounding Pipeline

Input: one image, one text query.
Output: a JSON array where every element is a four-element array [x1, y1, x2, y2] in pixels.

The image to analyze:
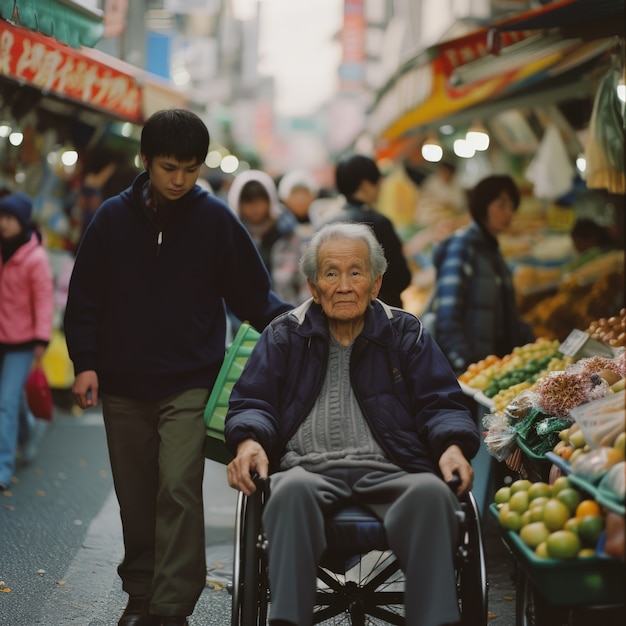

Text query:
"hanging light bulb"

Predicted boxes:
[[421, 135, 443, 162], [466, 121, 490, 151]]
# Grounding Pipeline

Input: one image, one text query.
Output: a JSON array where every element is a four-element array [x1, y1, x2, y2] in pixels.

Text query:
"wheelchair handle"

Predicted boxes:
[[446, 472, 462, 492], [251, 472, 270, 497]]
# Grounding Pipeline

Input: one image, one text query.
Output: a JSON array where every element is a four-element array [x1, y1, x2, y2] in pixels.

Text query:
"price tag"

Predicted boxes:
[[559, 329, 616, 359]]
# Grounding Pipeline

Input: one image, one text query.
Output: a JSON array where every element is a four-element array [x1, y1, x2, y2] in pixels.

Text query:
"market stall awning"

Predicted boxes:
[[367, 1, 621, 145], [493, 0, 624, 34], [0, 19, 187, 124]]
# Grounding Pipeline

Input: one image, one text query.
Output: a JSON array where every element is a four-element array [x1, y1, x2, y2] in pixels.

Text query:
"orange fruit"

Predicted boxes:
[[575, 499, 601, 519], [543, 499, 571, 532], [546, 530, 581, 559]]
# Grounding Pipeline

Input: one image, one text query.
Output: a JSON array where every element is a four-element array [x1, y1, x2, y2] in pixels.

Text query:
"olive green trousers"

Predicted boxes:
[[102, 388, 209, 617]]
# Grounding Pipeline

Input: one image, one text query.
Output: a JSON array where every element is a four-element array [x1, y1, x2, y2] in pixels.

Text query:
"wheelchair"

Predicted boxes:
[[229, 474, 488, 626]]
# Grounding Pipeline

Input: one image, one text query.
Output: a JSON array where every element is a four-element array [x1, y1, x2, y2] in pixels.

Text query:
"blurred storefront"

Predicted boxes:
[[366, 0, 624, 333]]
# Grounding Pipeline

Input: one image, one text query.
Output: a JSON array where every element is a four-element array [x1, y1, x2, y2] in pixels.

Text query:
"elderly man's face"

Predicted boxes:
[[309, 238, 381, 322]]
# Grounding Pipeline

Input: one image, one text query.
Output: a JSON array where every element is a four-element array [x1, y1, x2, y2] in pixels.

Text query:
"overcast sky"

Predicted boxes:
[[237, 0, 344, 117]]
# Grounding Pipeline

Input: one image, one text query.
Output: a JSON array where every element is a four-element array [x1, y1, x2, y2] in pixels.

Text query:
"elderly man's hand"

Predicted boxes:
[[439, 444, 474, 496], [227, 439, 269, 496]]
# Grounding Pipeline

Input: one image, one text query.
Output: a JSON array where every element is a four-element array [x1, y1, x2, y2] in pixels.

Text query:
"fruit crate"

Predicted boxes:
[[544, 451, 625, 516], [489, 504, 625, 606], [516, 436, 553, 483]]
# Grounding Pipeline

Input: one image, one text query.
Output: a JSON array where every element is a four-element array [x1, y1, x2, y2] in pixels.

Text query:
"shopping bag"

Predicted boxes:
[[204, 323, 260, 464], [24, 365, 53, 421]]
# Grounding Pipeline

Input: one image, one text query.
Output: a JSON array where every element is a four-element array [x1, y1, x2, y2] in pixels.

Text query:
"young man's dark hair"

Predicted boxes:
[[140, 109, 210, 166]]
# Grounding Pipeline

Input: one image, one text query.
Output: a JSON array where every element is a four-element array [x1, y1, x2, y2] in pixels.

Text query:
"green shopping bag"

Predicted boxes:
[[204, 323, 260, 464]]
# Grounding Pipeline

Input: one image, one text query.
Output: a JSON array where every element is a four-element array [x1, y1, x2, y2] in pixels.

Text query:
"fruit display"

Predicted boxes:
[[482, 353, 625, 466], [493, 476, 623, 561]]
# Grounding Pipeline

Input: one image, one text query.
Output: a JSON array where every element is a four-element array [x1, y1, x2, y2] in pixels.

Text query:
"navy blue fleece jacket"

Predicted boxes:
[[64, 171, 292, 400]]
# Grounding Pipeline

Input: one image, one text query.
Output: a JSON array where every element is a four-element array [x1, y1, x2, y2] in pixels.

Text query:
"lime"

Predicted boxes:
[[509, 490, 529, 514], [556, 488, 582, 515], [520, 521, 550, 549], [527, 481, 551, 501], [510, 479, 532, 494], [551, 475, 571, 495], [529, 496, 549, 510], [543, 499, 571, 532], [577, 515, 604, 548], [546, 530, 580, 558], [494, 486, 511, 505], [578, 548, 596, 558], [535, 541, 549, 559], [500, 509, 523, 532]]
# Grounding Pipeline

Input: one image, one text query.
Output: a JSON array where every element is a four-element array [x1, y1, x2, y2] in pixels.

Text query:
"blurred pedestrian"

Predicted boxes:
[[430, 175, 535, 374], [64, 109, 292, 626], [277, 169, 319, 239], [332, 155, 412, 308], [0, 192, 54, 492], [228, 169, 307, 305]]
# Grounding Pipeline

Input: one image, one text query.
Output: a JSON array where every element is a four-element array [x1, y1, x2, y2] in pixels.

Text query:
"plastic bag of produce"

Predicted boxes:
[[598, 461, 626, 502], [503, 389, 539, 423], [569, 390, 625, 449], [483, 411, 518, 461]]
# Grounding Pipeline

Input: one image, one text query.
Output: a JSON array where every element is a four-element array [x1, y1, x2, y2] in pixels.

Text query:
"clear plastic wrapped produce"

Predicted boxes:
[[482, 411, 518, 462]]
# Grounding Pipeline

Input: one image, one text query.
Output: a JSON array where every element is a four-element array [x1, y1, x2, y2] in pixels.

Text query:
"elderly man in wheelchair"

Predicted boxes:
[[225, 222, 482, 626]]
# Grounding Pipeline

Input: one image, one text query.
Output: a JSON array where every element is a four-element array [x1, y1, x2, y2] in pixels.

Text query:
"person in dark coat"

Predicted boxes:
[[226, 222, 479, 626], [330, 155, 412, 308], [64, 109, 292, 626], [431, 175, 535, 374]]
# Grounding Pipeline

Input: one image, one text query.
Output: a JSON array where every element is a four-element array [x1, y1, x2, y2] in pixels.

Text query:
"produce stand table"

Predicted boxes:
[[490, 450, 625, 624]]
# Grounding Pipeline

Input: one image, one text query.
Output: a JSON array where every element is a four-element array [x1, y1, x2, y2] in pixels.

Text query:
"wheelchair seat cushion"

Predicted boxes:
[[324, 505, 388, 556]]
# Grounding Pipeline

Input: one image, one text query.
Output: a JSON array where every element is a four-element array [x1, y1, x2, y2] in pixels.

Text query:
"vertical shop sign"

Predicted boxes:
[[0, 20, 142, 121], [339, 0, 366, 90]]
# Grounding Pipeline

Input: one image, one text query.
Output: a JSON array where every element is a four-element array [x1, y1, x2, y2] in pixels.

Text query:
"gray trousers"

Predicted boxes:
[[102, 388, 209, 617], [263, 466, 461, 626]]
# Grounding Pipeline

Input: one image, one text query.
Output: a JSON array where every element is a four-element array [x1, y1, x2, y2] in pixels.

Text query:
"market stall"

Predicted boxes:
[[469, 314, 626, 624]]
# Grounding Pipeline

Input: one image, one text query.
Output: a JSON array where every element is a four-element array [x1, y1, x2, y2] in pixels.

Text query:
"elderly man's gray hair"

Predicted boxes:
[[300, 222, 388, 284]]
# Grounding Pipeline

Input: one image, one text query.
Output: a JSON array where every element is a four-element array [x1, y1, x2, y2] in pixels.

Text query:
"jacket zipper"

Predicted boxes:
[[157, 231, 163, 258]]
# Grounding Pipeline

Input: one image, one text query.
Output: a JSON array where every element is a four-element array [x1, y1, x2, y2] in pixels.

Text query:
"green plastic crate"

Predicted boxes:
[[204, 323, 260, 464], [489, 504, 625, 606]]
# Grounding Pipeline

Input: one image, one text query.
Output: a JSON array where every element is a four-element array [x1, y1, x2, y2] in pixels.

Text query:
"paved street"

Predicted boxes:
[[0, 399, 550, 626]]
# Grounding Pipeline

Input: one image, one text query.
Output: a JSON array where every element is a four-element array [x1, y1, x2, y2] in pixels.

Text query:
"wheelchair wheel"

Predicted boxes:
[[313, 550, 405, 626], [231, 489, 269, 626], [457, 491, 489, 626]]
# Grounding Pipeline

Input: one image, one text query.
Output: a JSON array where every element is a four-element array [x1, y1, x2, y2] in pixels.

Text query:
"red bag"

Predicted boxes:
[[24, 365, 53, 421]]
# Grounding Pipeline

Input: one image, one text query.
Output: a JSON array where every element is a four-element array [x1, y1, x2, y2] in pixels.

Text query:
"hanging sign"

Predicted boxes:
[[0, 20, 142, 122]]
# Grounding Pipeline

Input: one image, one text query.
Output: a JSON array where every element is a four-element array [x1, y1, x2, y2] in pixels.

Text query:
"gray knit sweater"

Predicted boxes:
[[280, 335, 395, 472]]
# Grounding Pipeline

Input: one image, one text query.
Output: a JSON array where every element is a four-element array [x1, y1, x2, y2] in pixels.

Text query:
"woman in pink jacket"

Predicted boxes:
[[0, 192, 53, 492]]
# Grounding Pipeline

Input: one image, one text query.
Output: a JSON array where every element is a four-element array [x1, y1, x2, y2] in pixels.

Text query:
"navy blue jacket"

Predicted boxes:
[[64, 171, 292, 400], [225, 299, 480, 475]]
